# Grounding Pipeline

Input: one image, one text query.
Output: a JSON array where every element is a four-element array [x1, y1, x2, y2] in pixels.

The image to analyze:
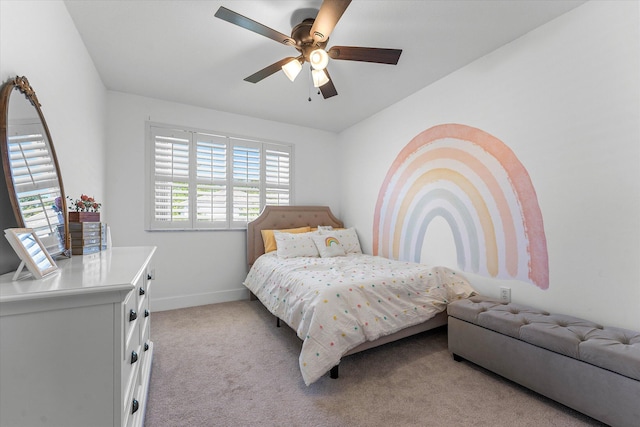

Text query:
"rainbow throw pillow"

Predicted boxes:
[[312, 234, 346, 258]]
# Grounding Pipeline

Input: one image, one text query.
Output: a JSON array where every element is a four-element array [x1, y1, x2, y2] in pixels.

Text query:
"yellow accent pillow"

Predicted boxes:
[[261, 226, 311, 253]]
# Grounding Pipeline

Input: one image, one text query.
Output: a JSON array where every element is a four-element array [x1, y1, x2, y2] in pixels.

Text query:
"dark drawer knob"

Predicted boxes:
[[144, 342, 150, 352], [147, 274, 152, 280], [129, 309, 137, 322], [145, 309, 150, 318], [139, 287, 145, 296], [132, 399, 139, 414], [131, 351, 138, 364]]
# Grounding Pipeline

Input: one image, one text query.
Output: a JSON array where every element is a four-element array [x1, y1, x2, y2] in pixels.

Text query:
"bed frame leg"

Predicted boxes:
[[453, 353, 464, 362], [330, 365, 339, 379], [276, 317, 280, 328]]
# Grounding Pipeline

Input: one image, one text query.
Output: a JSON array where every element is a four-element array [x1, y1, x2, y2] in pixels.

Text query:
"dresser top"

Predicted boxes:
[[0, 246, 157, 303]]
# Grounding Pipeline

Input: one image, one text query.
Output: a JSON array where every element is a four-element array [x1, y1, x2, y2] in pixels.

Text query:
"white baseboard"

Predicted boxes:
[[151, 288, 250, 312]]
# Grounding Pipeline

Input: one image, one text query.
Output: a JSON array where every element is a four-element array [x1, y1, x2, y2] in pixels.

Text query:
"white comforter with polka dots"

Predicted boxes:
[[243, 252, 476, 385]]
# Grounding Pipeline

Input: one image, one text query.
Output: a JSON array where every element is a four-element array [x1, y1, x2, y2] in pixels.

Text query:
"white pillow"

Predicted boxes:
[[311, 234, 346, 258], [274, 231, 319, 258], [316, 225, 334, 232], [318, 227, 362, 254]]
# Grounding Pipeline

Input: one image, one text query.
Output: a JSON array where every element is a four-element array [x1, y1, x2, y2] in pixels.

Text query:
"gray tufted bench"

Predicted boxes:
[[447, 297, 640, 427]]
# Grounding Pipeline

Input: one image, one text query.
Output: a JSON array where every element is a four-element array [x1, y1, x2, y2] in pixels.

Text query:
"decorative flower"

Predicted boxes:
[[67, 194, 101, 212]]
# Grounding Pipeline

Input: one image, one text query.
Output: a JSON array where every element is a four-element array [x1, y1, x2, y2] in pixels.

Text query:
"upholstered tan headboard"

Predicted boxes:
[[247, 206, 343, 269]]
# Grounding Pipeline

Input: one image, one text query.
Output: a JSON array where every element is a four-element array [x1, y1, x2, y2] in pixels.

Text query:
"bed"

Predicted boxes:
[[244, 206, 476, 385]]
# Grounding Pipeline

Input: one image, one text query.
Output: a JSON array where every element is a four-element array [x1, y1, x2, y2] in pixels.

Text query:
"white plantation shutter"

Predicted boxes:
[[264, 144, 290, 206], [147, 124, 293, 230], [7, 123, 63, 239], [231, 139, 261, 226], [195, 133, 227, 227], [152, 128, 191, 228]]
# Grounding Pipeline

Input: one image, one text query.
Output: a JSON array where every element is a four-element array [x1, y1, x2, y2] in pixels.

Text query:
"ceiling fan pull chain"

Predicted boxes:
[[307, 64, 312, 102]]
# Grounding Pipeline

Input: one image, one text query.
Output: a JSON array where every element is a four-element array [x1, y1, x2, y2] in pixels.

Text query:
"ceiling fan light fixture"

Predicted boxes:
[[282, 58, 302, 82], [312, 69, 330, 87], [309, 48, 329, 70]]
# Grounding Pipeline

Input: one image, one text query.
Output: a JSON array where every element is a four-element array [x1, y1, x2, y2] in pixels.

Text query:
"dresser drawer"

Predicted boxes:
[[137, 292, 148, 329], [124, 289, 138, 352], [122, 327, 141, 410], [140, 308, 150, 352], [136, 273, 148, 313], [126, 382, 143, 427], [139, 315, 151, 382]]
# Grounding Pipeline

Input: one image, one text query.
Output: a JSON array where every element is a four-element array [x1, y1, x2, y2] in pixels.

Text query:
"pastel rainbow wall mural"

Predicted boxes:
[[373, 123, 549, 289]]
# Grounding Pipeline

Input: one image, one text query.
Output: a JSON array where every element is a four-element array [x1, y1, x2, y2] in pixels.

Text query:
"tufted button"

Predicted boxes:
[[510, 309, 520, 314], [556, 321, 567, 327]]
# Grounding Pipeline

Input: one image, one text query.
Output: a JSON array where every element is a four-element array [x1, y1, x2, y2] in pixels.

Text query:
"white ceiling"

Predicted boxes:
[[64, 0, 586, 133]]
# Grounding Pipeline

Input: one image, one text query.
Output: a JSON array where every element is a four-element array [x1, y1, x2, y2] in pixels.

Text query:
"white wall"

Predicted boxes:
[[105, 92, 340, 311], [339, 1, 640, 329], [0, 0, 107, 210]]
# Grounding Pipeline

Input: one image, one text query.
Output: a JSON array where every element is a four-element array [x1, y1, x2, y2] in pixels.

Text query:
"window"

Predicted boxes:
[[147, 123, 293, 230]]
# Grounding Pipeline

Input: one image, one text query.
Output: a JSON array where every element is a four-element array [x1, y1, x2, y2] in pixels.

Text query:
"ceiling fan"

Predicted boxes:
[[214, 0, 402, 99]]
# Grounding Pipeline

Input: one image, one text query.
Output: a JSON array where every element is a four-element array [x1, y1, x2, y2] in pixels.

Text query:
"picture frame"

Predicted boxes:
[[4, 228, 59, 280]]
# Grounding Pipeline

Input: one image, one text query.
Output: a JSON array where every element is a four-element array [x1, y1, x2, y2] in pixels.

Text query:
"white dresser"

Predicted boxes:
[[0, 246, 156, 427]]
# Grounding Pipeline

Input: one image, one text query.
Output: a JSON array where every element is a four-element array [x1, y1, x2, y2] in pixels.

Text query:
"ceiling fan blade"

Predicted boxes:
[[311, 0, 352, 44], [328, 46, 402, 64], [244, 57, 297, 83], [214, 6, 296, 46], [319, 69, 338, 99]]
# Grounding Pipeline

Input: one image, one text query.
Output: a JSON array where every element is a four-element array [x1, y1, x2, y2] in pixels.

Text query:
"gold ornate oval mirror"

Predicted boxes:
[[0, 76, 69, 257]]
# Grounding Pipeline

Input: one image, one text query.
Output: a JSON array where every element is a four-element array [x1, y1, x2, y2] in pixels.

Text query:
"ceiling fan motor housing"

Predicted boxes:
[[291, 19, 328, 62]]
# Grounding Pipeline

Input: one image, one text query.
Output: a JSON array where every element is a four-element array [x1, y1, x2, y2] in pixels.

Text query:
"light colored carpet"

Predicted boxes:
[[144, 300, 604, 427]]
